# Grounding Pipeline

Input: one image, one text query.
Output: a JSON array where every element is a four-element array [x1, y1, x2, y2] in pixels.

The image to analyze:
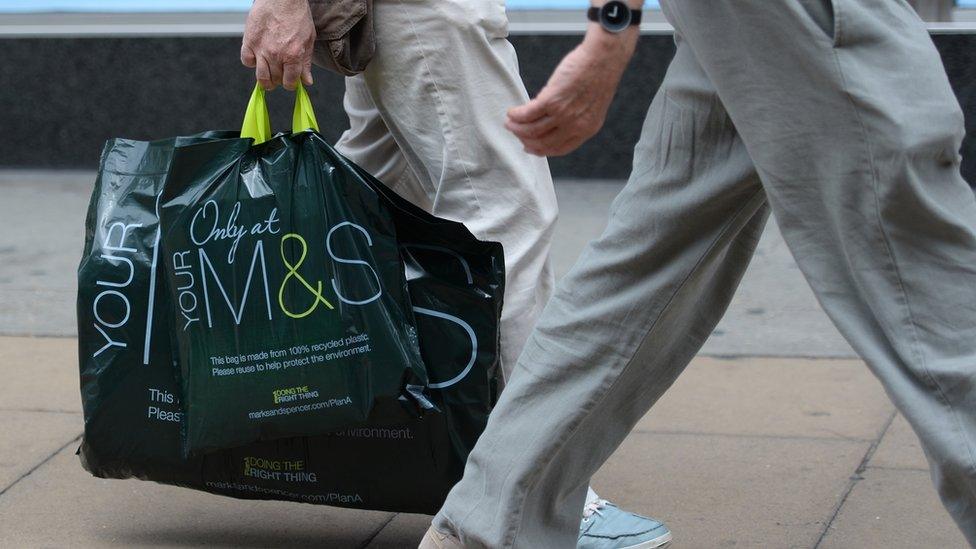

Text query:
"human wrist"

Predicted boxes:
[[582, 23, 638, 65]]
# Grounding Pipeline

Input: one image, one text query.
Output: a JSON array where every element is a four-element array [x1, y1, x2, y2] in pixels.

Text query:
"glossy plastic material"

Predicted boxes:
[[76, 88, 504, 513]]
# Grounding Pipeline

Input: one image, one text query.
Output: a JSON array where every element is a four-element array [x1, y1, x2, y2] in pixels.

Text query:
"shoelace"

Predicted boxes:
[[582, 498, 610, 521]]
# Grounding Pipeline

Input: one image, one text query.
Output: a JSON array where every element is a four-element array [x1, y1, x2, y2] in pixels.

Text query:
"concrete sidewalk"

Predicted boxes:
[[0, 172, 967, 547]]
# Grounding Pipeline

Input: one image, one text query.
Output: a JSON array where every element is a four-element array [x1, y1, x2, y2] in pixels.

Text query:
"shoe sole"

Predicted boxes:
[[619, 531, 673, 549]]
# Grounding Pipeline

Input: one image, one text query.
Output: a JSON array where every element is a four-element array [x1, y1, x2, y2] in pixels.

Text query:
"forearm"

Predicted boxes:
[[505, 1, 643, 156], [583, 1, 642, 65]]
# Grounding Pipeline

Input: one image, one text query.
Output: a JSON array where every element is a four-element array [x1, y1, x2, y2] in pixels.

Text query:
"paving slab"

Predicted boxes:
[[0, 170, 90, 338], [590, 431, 870, 548], [0, 335, 80, 413], [635, 357, 895, 441], [0, 289, 77, 338], [0, 446, 394, 548], [0, 410, 81, 492], [869, 414, 929, 471], [819, 468, 968, 549]]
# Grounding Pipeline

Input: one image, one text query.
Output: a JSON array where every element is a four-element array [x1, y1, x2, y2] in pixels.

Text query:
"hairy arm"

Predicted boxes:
[[506, 1, 642, 156]]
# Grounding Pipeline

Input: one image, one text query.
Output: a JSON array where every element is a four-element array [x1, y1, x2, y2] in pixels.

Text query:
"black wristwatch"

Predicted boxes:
[[587, 1, 642, 33]]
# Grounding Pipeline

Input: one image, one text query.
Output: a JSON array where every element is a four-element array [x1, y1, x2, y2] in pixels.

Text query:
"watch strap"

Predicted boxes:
[[587, 5, 642, 26]]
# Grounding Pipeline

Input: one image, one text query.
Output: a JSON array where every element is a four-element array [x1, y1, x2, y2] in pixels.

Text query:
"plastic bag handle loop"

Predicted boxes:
[[240, 83, 320, 145], [292, 82, 320, 136]]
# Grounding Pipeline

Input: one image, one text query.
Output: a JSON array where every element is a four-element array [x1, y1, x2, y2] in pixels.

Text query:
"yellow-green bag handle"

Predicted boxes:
[[241, 82, 320, 145], [292, 82, 319, 137]]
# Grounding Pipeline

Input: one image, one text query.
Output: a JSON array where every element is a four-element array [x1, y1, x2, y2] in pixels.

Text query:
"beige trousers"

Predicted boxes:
[[334, 0, 558, 383]]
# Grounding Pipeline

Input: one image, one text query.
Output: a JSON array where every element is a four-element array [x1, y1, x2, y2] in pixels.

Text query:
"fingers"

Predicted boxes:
[[267, 56, 284, 90], [303, 29, 315, 86], [281, 38, 311, 90], [243, 2, 315, 91], [506, 94, 568, 156], [506, 97, 565, 156], [282, 61, 302, 91], [523, 133, 566, 156], [515, 120, 586, 157], [302, 58, 313, 86], [256, 55, 274, 90], [505, 115, 557, 140], [507, 96, 549, 124], [522, 133, 583, 158], [241, 43, 257, 68], [548, 135, 585, 157], [254, 53, 311, 91]]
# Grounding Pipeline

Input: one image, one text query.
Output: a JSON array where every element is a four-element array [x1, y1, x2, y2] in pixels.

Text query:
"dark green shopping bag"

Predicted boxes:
[[158, 85, 430, 454], [78, 85, 504, 513]]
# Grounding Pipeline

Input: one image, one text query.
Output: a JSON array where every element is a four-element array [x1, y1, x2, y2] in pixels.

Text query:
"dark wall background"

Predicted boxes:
[[1, 33, 974, 183]]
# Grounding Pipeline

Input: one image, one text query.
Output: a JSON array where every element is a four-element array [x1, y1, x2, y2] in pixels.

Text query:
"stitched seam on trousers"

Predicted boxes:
[[505, 188, 768, 547], [394, 0, 489, 237], [828, 45, 976, 481]]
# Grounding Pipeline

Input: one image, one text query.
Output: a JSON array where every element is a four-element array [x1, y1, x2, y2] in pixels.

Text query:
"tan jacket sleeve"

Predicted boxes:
[[308, 0, 376, 76]]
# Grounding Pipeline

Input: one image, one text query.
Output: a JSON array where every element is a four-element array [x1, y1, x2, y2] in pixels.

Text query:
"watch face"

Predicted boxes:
[[600, 1, 632, 33]]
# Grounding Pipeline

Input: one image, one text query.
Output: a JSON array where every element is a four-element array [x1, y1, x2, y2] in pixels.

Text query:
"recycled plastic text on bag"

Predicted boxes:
[[159, 85, 428, 454]]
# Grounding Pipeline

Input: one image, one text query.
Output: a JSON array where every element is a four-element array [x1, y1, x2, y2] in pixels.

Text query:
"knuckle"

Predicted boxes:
[[282, 45, 306, 62]]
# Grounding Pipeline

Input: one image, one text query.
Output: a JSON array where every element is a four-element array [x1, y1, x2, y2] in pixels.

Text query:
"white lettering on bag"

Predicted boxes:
[[91, 222, 142, 357], [190, 200, 280, 264], [413, 307, 478, 389], [326, 222, 383, 306], [172, 251, 199, 330], [198, 241, 273, 327]]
